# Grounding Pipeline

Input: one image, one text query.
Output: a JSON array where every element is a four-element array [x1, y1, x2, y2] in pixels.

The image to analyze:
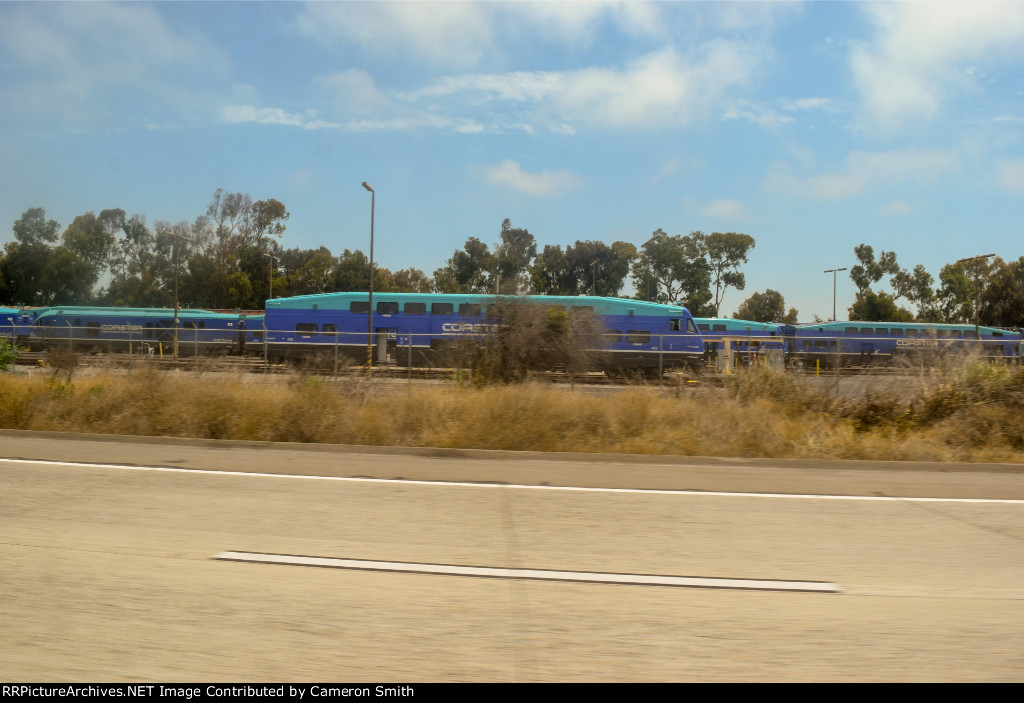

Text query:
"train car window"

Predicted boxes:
[[626, 330, 650, 344], [184, 322, 196, 329], [876, 329, 888, 335], [605, 330, 622, 343], [404, 303, 426, 315], [802, 341, 811, 350], [431, 303, 453, 315], [950, 330, 962, 337], [964, 330, 977, 338], [829, 341, 837, 348], [936, 330, 947, 338], [459, 304, 482, 316], [906, 329, 918, 337], [296, 323, 318, 337], [814, 341, 827, 348], [860, 328, 873, 335], [845, 327, 858, 334], [377, 302, 399, 315], [713, 324, 727, 332], [889, 328, 902, 335], [87, 322, 100, 337], [350, 301, 369, 314], [697, 323, 709, 331], [323, 324, 337, 334], [687, 319, 698, 334], [669, 319, 681, 331]]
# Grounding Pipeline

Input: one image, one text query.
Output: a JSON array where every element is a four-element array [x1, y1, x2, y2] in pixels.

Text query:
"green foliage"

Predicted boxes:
[[733, 289, 798, 323], [850, 244, 899, 295], [705, 231, 755, 315], [630, 229, 713, 313], [0, 337, 19, 371], [848, 291, 914, 322]]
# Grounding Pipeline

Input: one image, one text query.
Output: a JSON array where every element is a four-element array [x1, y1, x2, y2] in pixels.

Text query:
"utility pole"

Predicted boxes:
[[823, 267, 848, 321]]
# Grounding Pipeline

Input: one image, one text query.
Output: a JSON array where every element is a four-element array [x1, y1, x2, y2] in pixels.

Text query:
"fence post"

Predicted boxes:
[[334, 330, 339, 380], [408, 333, 412, 382], [66, 321, 72, 352], [128, 321, 132, 358], [659, 334, 664, 383]]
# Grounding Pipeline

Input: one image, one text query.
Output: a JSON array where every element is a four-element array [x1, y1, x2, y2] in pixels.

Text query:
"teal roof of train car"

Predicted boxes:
[[35, 307, 254, 320], [266, 293, 690, 317], [793, 320, 1013, 335], [694, 317, 781, 332]]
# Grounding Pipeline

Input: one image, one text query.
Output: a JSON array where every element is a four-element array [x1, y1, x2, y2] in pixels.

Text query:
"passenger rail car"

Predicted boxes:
[[783, 321, 1022, 368], [27, 307, 261, 356], [694, 318, 785, 365], [263, 293, 705, 371], [1, 307, 37, 343]]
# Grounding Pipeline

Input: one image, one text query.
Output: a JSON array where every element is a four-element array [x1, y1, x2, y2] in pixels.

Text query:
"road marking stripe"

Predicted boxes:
[[3, 457, 1023, 504], [214, 551, 839, 593]]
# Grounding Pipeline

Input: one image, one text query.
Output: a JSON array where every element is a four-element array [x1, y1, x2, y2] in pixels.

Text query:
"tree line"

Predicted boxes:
[[3, 191, 1020, 327], [845, 244, 1024, 328]]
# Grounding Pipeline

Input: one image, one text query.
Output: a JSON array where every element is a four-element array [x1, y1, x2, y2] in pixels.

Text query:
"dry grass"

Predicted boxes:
[[1, 359, 1023, 463]]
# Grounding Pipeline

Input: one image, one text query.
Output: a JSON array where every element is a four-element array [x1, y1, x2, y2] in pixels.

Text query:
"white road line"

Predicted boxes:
[[2, 457, 1023, 504], [214, 551, 839, 593]]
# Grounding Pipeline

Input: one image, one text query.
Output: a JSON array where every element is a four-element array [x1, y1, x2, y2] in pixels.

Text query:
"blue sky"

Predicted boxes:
[[1, 1, 1022, 320]]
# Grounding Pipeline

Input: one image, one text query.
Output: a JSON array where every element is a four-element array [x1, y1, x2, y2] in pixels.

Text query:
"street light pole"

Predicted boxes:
[[263, 252, 277, 302], [161, 230, 192, 359], [361, 182, 375, 373], [823, 267, 847, 322], [955, 254, 995, 340], [592, 260, 598, 296]]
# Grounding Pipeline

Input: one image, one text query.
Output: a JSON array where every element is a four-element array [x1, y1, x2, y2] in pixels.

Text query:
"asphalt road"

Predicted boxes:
[[1, 431, 1023, 682]]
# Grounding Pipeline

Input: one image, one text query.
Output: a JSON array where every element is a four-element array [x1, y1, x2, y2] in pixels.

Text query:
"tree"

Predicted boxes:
[[890, 263, 935, 318], [2, 208, 61, 305], [850, 244, 899, 295], [733, 289, 798, 323], [978, 256, 1024, 328], [705, 231, 755, 316], [848, 291, 914, 322], [933, 257, 997, 325], [492, 219, 537, 294], [630, 229, 712, 313], [530, 244, 578, 295], [432, 237, 492, 293]]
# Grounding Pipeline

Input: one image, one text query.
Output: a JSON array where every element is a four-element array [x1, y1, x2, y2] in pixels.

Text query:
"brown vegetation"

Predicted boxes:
[[1, 357, 1022, 463]]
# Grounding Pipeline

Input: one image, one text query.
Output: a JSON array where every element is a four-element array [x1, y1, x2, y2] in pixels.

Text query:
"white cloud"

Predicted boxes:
[[296, 2, 669, 67], [484, 160, 584, 196], [408, 43, 762, 131], [995, 158, 1024, 195], [880, 201, 915, 215], [766, 148, 961, 200], [850, 3, 1024, 132], [0, 3, 228, 128], [318, 70, 394, 116], [219, 105, 338, 130], [703, 199, 746, 218]]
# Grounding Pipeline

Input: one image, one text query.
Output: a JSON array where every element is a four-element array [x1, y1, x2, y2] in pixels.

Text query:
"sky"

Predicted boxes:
[[1, 0, 1022, 321]]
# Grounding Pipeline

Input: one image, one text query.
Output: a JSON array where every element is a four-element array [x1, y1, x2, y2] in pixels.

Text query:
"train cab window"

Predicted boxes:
[[183, 321, 205, 329], [876, 329, 888, 335], [860, 328, 873, 335], [605, 330, 622, 343], [687, 319, 698, 334], [626, 330, 650, 344], [296, 323, 318, 337], [845, 327, 858, 334], [669, 319, 681, 331], [713, 324, 727, 332], [404, 302, 426, 315], [889, 328, 902, 335], [87, 322, 100, 337], [323, 324, 337, 334], [377, 301, 399, 315], [697, 323, 709, 331], [431, 303, 453, 315], [993, 332, 1004, 338], [74, 318, 81, 327], [459, 304, 482, 316], [350, 301, 369, 314]]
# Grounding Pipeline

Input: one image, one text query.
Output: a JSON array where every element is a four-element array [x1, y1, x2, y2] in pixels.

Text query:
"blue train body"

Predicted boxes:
[[263, 292, 705, 371], [782, 321, 1021, 367], [26, 306, 262, 356], [693, 318, 786, 363]]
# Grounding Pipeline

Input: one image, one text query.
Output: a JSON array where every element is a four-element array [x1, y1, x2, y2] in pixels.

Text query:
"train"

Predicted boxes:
[[3, 295, 1021, 372]]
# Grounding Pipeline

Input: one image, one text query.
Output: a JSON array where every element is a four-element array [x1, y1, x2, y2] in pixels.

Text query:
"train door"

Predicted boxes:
[[376, 328, 396, 363]]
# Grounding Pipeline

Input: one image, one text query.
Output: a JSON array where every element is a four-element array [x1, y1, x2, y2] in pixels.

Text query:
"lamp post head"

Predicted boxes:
[[362, 182, 374, 193]]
